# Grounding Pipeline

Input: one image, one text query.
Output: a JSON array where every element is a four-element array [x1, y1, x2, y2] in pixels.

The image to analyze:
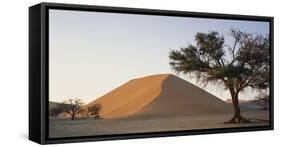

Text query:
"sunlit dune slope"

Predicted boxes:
[[88, 74, 232, 119]]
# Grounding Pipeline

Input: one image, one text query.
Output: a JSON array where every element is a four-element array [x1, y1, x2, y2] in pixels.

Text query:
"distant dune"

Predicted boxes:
[[225, 98, 269, 111], [88, 74, 232, 119], [49, 74, 269, 138], [49, 101, 67, 110]]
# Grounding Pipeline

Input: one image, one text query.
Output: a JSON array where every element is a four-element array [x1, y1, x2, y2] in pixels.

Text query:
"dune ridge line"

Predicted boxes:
[[88, 74, 231, 119]]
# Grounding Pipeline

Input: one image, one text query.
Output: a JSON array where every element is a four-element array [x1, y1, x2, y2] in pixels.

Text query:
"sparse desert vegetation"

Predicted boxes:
[[169, 29, 269, 123], [87, 103, 103, 119], [49, 99, 103, 120], [49, 29, 270, 138], [49, 74, 270, 138]]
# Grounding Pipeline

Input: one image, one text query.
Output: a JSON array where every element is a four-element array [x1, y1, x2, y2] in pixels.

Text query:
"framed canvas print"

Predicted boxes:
[[29, 2, 274, 144]]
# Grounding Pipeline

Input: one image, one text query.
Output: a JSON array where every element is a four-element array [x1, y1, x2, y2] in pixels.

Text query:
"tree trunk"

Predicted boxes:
[[225, 90, 250, 124], [71, 114, 75, 120], [264, 98, 267, 110]]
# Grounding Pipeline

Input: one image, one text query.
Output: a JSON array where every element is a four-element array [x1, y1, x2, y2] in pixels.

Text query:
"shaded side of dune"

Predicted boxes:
[[129, 75, 232, 119], [88, 74, 232, 119]]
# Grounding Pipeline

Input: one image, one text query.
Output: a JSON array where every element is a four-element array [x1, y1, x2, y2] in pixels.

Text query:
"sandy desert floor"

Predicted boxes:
[[49, 110, 270, 138]]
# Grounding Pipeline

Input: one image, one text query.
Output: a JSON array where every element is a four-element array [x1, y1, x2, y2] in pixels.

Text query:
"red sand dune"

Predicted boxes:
[[88, 74, 232, 119]]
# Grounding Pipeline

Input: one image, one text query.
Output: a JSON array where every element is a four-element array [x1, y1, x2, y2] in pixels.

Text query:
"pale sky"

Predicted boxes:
[[49, 9, 270, 103]]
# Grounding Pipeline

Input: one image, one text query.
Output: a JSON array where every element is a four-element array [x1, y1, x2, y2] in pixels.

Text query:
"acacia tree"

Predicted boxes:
[[88, 103, 102, 119], [169, 29, 269, 123], [63, 98, 84, 120]]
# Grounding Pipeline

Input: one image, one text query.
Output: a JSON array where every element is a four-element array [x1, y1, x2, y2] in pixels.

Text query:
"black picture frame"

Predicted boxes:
[[29, 2, 274, 144]]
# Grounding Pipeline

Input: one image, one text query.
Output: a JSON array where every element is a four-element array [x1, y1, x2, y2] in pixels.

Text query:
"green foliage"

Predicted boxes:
[[169, 29, 270, 123], [169, 29, 270, 93]]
